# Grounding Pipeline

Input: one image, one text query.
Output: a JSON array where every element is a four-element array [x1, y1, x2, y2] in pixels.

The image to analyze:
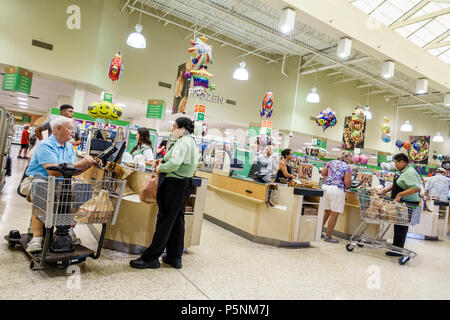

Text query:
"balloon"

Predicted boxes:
[[202, 123, 208, 137], [108, 52, 124, 82], [403, 141, 410, 150], [87, 102, 100, 119], [381, 133, 391, 143], [187, 66, 213, 89], [413, 142, 422, 151], [260, 90, 274, 119], [381, 117, 391, 134], [97, 101, 113, 119], [360, 154, 368, 165], [110, 104, 122, 120], [351, 106, 365, 124], [315, 107, 337, 132], [395, 139, 404, 150], [188, 36, 213, 67], [352, 154, 360, 164]]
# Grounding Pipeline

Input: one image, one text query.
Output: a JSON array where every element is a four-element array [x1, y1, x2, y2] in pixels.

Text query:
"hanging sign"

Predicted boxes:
[[188, 88, 225, 104], [2, 67, 33, 95], [194, 104, 206, 121], [101, 91, 114, 103], [146, 99, 165, 119]]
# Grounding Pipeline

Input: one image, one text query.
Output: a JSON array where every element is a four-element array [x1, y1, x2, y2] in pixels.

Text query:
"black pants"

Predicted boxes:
[[393, 225, 409, 248], [141, 177, 193, 261]]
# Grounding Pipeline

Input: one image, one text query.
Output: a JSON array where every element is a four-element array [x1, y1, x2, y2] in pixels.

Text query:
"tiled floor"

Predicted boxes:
[[1, 145, 450, 300]]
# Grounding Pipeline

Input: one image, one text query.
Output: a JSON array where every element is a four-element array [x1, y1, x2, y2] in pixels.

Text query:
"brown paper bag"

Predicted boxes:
[[76, 189, 114, 223], [139, 174, 159, 203]]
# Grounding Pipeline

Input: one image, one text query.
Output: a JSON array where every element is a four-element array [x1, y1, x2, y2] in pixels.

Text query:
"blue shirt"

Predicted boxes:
[[26, 135, 77, 177], [425, 174, 450, 201]]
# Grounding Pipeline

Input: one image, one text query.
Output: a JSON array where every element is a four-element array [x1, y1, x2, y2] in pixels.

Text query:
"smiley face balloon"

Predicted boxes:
[[87, 102, 100, 119], [110, 104, 122, 120], [97, 101, 113, 119]]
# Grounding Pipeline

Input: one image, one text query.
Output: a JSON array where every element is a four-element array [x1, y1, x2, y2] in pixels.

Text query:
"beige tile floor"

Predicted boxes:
[[1, 146, 450, 300]]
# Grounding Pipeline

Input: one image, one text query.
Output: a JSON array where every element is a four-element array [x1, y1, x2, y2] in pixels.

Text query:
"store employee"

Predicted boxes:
[[256, 146, 275, 183], [130, 127, 154, 164]]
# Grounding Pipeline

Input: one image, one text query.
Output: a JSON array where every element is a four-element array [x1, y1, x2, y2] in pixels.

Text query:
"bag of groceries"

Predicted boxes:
[[366, 195, 381, 219], [76, 189, 114, 224]]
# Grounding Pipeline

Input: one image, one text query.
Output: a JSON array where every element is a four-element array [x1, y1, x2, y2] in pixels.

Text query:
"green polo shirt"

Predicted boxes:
[[159, 134, 199, 179], [396, 164, 421, 202]]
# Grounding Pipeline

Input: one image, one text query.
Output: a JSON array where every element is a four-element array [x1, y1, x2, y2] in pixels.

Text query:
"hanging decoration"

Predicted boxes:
[[413, 142, 422, 152], [260, 90, 274, 119], [188, 36, 213, 67], [352, 154, 360, 164], [110, 104, 123, 120], [408, 136, 430, 164], [359, 154, 368, 165], [381, 117, 391, 143], [87, 102, 100, 119], [97, 101, 113, 119], [315, 107, 337, 132], [184, 66, 214, 91], [87, 101, 122, 121], [343, 106, 366, 150], [108, 52, 124, 83], [395, 139, 404, 150], [403, 141, 411, 150]]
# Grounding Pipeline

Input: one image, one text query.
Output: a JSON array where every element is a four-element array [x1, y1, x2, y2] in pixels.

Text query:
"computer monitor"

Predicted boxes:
[[248, 162, 266, 180], [106, 141, 127, 164]]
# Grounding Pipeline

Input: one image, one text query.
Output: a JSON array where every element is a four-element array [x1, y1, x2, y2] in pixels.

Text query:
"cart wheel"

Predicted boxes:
[[357, 243, 364, 248], [29, 261, 35, 269], [346, 243, 355, 252], [398, 256, 410, 265]]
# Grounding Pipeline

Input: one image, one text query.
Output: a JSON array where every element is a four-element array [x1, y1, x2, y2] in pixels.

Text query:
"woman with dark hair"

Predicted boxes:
[[130, 117, 199, 270], [131, 127, 154, 162], [155, 140, 168, 160], [275, 148, 294, 183], [380, 153, 421, 254]]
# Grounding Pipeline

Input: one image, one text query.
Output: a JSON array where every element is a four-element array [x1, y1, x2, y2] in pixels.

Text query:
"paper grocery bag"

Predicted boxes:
[[139, 174, 158, 203], [76, 189, 114, 223]]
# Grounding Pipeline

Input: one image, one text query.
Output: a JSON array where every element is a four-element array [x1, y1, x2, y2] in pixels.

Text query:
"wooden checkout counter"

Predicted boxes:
[[82, 165, 208, 254]]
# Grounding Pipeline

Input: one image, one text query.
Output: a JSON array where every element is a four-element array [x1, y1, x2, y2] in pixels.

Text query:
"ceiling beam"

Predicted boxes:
[[391, 6, 450, 29], [424, 30, 450, 49], [300, 56, 372, 75]]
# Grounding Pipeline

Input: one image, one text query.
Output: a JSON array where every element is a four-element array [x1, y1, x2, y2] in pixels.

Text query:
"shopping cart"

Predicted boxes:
[[345, 189, 421, 265], [5, 164, 126, 270]]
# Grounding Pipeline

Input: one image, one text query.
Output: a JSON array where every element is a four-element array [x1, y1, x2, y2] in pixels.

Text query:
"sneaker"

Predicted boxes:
[[69, 229, 81, 245], [26, 236, 43, 253], [17, 156, 22, 159], [323, 235, 339, 243]]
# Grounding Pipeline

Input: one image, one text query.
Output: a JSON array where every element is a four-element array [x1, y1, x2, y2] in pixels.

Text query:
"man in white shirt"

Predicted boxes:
[[425, 168, 449, 201], [257, 146, 275, 183]]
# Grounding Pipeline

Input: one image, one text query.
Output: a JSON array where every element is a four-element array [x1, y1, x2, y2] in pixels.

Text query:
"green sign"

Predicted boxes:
[[196, 113, 205, 121], [2, 67, 33, 95], [146, 99, 165, 119], [101, 91, 114, 103], [248, 124, 261, 138]]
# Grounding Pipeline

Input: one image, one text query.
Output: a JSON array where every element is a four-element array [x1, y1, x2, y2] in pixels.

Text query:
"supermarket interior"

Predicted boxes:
[[0, 0, 450, 301]]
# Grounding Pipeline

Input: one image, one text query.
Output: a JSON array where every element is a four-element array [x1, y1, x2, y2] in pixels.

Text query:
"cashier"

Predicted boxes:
[[275, 149, 294, 183], [380, 153, 421, 255], [130, 127, 154, 163]]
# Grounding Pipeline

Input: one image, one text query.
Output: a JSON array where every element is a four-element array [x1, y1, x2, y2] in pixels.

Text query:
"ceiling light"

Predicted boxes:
[[116, 103, 126, 107], [233, 61, 249, 81], [18, 105, 28, 109], [306, 87, 320, 103], [17, 92, 28, 96], [18, 102, 28, 106], [17, 97, 28, 101], [127, 24, 146, 49], [337, 38, 352, 59], [415, 78, 428, 94], [444, 93, 450, 107], [364, 106, 372, 120], [400, 120, 412, 132], [381, 60, 395, 79], [432, 132, 444, 142], [279, 8, 296, 34]]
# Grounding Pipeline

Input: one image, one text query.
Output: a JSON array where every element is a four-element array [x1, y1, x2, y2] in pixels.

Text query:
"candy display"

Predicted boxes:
[[108, 52, 124, 82], [260, 90, 274, 119], [315, 107, 337, 132], [188, 36, 213, 67]]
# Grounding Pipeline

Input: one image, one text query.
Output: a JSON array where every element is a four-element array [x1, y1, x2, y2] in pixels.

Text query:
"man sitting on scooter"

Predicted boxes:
[[25, 116, 101, 253]]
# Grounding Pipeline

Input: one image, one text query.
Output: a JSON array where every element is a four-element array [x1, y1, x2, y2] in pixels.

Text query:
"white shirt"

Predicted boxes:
[[257, 153, 275, 181], [143, 148, 154, 161]]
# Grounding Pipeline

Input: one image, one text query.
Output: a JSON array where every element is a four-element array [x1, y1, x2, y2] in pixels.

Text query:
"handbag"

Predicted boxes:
[[139, 173, 159, 203]]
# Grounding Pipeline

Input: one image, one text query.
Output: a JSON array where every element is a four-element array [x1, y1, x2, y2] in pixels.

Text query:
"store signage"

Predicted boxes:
[[188, 88, 225, 104], [194, 104, 206, 121], [2, 67, 33, 95], [101, 91, 114, 103], [146, 99, 165, 119]]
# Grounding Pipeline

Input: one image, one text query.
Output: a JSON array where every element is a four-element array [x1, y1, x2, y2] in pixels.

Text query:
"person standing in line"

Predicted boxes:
[[18, 124, 30, 159], [380, 153, 421, 255], [321, 151, 353, 243], [130, 117, 199, 270], [274, 148, 295, 183], [425, 168, 449, 201]]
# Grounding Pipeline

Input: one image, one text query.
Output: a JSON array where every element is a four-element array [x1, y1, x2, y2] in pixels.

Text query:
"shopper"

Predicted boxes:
[[156, 140, 168, 160], [425, 168, 449, 201], [380, 153, 421, 255], [35, 104, 81, 146], [321, 151, 353, 243], [274, 148, 294, 183], [131, 127, 154, 164], [18, 124, 30, 159], [257, 146, 275, 183], [130, 117, 199, 269], [24, 116, 101, 252]]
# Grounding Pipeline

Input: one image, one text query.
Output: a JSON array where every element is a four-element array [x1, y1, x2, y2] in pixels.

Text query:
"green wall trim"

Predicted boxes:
[[50, 108, 129, 126]]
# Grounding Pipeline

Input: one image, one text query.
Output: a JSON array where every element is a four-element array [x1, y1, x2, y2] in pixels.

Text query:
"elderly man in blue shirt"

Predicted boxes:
[[25, 116, 101, 252], [425, 168, 450, 201]]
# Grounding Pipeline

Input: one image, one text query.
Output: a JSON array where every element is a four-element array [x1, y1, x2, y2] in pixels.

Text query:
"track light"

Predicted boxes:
[[400, 120, 412, 132], [381, 60, 395, 79], [306, 87, 320, 103], [415, 78, 428, 94], [279, 8, 296, 34], [337, 38, 352, 59], [233, 61, 249, 80], [432, 132, 444, 142]]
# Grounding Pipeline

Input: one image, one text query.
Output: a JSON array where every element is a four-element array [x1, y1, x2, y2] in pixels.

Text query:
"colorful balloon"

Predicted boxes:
[[403, 141, 411, 150], [360, 154, 368, 165], [315, 107, 337, 132], [413, 142, 422, 151], [108, 52, 124, 82], [381, 133, 391, 143], [188, 36, 213, 67], [381, 117, 391, 143], [87, 102, 100, 119], [352, 154, 360, 164], [260, 90, 274, 119], [185, 66, 213, 90], [395, 139, 404, 150], [97, 101, 113, 119], [110, 104, 122, 120]]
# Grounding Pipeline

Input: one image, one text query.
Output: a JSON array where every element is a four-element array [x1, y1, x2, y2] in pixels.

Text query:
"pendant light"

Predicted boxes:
[[433, 121, 444, 142], [400, 120, 412, 132], [306, 72, 320, 103], [127, 2, 146, 49], [233, 61, 249, 80]]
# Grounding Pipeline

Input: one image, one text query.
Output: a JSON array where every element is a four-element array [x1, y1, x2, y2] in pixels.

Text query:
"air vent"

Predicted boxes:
[[226, 99, 236, 105], [158, 81, 172, 89], [32, 39, 53, 51], [28, 96, 39, 99], [9, 95, 16, 98]]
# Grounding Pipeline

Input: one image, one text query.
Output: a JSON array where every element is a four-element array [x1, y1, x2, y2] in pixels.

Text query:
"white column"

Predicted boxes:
[[71, 83, 86, 113]]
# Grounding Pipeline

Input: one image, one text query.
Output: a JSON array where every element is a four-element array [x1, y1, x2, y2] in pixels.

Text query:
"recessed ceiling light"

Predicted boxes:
[[19, 105, 28, 109], [17, 92, 28, 96], [19, 102, 28, 106], [17, 97, 28, 101]]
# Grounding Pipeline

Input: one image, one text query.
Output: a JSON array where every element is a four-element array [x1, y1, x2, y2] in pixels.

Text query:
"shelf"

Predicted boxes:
[[302, 202, 320, 205]]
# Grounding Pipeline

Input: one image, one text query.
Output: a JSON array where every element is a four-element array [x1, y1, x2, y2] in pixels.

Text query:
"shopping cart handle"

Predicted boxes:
[[47, 163, 82, 179]]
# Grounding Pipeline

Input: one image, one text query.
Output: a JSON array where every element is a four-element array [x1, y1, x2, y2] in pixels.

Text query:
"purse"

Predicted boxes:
[[139, 173, 159, 203]]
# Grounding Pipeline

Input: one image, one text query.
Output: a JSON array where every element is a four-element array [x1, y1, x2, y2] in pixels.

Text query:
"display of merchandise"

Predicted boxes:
[[0, 106, 15, 192]]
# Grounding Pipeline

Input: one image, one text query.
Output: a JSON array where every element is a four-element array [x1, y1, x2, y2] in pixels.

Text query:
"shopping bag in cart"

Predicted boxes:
[[76, 189, 114, 223], [410, 206, 421, 226], [366, 195, 382, 219]]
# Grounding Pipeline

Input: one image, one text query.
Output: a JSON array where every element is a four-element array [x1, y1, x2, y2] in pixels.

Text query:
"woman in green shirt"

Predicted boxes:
[[130, 117, 199, 270], [381, 153, 421, 254]]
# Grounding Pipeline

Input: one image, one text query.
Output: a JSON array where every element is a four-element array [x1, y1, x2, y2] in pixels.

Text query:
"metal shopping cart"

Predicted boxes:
[[5, 164, 126, 270], [345, 189, 421, 265]]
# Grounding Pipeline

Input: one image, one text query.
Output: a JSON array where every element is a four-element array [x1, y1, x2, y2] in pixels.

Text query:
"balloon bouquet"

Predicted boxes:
[[315, 107, 337, 132], [184, 36, 215, 92], [381, 117, 391, 143], [343, 106, 366, 149]]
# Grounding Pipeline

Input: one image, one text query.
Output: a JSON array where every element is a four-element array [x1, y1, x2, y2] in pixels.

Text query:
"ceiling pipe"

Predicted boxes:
[[281, 54, 288, 77]]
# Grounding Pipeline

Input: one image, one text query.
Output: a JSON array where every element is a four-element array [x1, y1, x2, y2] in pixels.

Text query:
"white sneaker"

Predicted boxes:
[[69, 229, 81, 245], [26, 237, 43, 253]]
